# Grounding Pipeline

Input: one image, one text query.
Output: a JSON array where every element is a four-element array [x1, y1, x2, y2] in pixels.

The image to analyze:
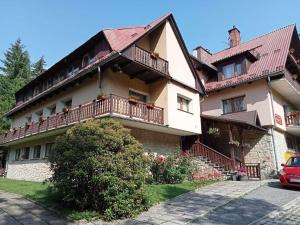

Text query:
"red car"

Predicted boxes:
[[280, 154, 300, 188]]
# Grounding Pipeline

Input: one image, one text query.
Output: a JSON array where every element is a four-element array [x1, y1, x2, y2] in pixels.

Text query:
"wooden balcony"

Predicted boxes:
[[0, 94, 164, 145], [116, 45, 170, 84], [286, 111, 300, 126]]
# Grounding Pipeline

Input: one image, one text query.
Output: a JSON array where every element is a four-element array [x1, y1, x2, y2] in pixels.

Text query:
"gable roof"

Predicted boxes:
[[204, 24, 296, 92], [103, 13, 171, 52], [103, 13, 206, 95], [7, 13, 206, 117]]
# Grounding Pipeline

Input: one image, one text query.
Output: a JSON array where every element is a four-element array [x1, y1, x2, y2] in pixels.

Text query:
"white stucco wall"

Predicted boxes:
[[167, 82, 201, 134]]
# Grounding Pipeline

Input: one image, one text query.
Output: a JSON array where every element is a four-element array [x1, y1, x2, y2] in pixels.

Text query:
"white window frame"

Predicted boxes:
[[177, 94, 192, 113]]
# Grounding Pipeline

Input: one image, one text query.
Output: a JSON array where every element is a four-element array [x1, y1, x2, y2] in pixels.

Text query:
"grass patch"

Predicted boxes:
[[145, 180, 216, 206], [0, 178, 216, 221]]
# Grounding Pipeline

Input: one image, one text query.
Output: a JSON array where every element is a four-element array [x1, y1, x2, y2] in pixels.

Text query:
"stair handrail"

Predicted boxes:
[[188, 142, 235, 171], [190, 142, 232, 160]]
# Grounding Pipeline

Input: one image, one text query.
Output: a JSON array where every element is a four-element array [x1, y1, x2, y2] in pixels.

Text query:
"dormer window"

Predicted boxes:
[[223, 63, 235, 79], [222, 62, 243, 79]]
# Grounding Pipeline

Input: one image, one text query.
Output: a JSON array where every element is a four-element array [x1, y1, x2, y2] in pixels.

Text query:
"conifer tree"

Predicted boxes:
[[31, 56, 46, 78]]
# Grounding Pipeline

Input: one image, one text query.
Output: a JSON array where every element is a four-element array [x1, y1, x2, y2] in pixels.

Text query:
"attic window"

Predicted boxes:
[[222, 61, 244, 79]]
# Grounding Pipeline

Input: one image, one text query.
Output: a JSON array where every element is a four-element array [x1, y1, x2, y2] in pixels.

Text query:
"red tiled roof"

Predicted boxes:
[[6, 13, 172, 117], [104, 13, 171, 52], [205, 24, 296, 92]]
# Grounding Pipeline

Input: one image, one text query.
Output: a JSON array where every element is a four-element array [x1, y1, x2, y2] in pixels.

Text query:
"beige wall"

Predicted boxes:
[[202, 80, 273, 127], [165, 21, 196, 88], [10, 21, 201, 136], [130, 127, 180, 154], [11, 76, 99, 128], [272, 90, 297, 131]]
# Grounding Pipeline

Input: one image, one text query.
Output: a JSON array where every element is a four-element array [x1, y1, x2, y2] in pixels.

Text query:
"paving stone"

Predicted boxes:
[[0, 191, 68, 225]]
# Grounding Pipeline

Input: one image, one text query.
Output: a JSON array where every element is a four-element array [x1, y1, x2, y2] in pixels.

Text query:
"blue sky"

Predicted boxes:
[[1, 0, 299, 68]]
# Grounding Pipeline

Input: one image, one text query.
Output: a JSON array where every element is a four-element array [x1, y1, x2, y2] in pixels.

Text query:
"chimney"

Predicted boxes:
[[228, 26, 240, 47], [193, 46, 212, 63]]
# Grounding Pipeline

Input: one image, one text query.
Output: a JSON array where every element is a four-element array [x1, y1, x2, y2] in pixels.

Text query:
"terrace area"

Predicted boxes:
[[0, 94, 164, 145]]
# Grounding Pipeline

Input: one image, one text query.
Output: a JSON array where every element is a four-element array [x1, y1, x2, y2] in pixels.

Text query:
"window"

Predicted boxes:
[[45, 143, 53, 158], [35, 111, 43, 120], [33, 145, 41, 159], [223, 96, 245, 114], [286, 156, 300, 167], [236, 63, 242, 76], [223, 63, 235, 79], [64, 99, 72, 108], [48, 105, 56, 115], [222, 62, 244, 79], [128, 90, 147, 102], [26, 116, 32, 123], [15, 149, 21, 161], [177, 95, 191, 113], [21, 147, 30, 160]]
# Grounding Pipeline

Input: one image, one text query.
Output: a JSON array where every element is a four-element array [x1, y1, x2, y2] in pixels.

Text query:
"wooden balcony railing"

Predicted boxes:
[[123, 45, 169, 75], [0, 94, 164, 145], [286, 111, 300, 126]]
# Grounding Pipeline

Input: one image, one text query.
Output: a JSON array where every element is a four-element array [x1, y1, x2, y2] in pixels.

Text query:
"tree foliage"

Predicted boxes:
[[0, 39, 46, 133], [31, 56, 46, 78], [49, 119, 150, 220]]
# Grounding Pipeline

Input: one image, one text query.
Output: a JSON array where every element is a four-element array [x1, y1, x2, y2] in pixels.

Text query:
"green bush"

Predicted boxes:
[[149, 152, 195, 184], [49, 118, 149, 220]]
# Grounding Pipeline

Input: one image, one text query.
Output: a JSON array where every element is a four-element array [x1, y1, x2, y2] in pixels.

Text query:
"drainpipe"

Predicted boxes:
[[97, 66, 103, 94], [267, 77, 279, 172]]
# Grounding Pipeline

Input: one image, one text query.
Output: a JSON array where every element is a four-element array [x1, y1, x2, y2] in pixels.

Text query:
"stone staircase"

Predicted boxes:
[[187, 142, 262, 180], [187, 142, 237, 180], [192, 155, 233, 180]]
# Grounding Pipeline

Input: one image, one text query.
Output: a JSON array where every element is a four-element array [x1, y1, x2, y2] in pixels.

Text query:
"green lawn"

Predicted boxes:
[[0, 178, 216, 221]]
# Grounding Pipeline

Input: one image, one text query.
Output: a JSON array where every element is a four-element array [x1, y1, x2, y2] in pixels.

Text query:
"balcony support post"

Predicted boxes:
[[78, 105, 82, 123], [109, 94, 113, 116], [92, 100, 96, 118], [46, 117, 49, 131]]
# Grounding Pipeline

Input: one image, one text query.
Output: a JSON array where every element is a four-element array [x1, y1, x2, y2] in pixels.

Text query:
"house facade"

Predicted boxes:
[[192, 25, 300, 177], [1, 13, 299, 182], [0, 14, 205, 181]]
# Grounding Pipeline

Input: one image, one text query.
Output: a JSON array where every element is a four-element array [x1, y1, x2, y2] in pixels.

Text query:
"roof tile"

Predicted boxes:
[[205, 24, 295, 92]]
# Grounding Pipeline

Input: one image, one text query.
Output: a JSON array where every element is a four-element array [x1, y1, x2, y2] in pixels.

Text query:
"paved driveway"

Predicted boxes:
[[0, 180, 299, 225], [0, 192, 69, 225], [117, 180, 300, 225], [189, 180, 300, 225]]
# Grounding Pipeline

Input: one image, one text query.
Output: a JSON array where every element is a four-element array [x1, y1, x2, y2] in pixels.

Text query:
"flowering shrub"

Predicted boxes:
[[49, 119, 149, 220], [148, 151, 196, 184]]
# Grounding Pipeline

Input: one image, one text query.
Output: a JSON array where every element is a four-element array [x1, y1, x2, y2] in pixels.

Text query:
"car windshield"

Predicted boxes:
[[286, 157, 300, 167]]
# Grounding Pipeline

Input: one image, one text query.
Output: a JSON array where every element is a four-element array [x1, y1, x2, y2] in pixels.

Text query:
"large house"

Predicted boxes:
[[1, 13, 299, 182], [192, 24, 300, 177], [0, 13, 205, 181]]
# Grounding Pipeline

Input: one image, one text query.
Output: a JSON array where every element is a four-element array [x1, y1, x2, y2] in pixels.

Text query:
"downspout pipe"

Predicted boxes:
[[267, 76, 279, 172]]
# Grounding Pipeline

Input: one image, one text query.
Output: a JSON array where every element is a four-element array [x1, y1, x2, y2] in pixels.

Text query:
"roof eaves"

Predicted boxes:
[[6, 51, 119, 117]]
